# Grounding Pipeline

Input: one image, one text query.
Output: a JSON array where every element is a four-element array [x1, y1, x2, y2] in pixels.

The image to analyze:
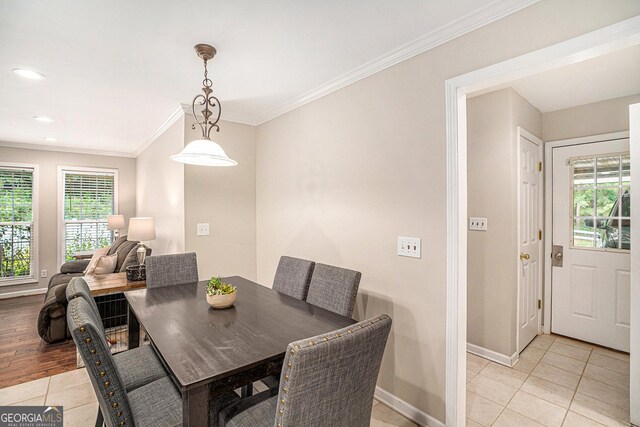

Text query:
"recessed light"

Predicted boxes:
[[12, 68, 45, 80], [43, 137, 58, 142], [33, 115, 53, 123]]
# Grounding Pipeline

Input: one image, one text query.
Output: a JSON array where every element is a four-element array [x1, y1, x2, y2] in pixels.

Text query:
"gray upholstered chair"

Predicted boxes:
[[66, 277, 167, 393], [272, 256, 315, 300], [67, 297, 183, 427], [305, 263, 362, 317], [145, 252, 199, 288], [219, 314, 392, 427]]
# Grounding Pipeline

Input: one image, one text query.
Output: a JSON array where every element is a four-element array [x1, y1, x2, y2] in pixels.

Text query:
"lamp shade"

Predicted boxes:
[[107, 214, 125, 230], [128, 217, 156, 241], [170, 139, 237, 167]]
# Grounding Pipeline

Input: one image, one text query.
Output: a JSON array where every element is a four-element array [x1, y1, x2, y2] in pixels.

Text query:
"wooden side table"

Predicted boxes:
[[83, 272, 146, 296]]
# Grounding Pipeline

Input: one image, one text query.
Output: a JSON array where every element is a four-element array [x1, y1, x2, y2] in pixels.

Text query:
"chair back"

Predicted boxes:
[[67, 297, 134, 427], [145, 252, 199, 288], [272, 256, 315, 300], [276, 314, 391, 427], [66, 277, 100, 320], [306, 263, 361, 317]]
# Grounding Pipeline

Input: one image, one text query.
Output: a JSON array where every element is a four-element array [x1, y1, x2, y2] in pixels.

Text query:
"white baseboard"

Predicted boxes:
[[0, 287, 47, 300], [467, 343, 518, 367], [375, 386, 444, 427]]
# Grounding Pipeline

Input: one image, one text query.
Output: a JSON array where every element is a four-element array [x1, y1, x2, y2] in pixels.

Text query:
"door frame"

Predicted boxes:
[[444, 16, 640, 427], [542, 131, 630, 334], [516, 127, 544, 354]]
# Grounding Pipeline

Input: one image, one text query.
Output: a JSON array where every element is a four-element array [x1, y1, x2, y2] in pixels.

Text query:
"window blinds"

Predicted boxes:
[[64, 173, 114, 220]]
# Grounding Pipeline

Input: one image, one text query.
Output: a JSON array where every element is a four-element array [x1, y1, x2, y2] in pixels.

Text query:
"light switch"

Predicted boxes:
[[397, 237, 421, 258], [197, 223, 210, 236], [469, 217, 488, 231]]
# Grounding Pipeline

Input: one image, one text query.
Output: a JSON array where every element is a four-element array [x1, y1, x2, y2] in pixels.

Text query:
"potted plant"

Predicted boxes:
[[206, 277, 237, 309]]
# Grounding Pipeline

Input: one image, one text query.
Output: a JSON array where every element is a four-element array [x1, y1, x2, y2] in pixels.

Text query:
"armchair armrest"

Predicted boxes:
[[60, 259, 90, 274]]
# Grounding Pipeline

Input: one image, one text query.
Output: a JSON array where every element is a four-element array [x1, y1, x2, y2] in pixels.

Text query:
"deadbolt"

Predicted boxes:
[[519, 252, 530, 260]]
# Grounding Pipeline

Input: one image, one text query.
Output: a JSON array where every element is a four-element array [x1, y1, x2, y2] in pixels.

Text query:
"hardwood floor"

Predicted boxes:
[[0, 294, 77, 389]]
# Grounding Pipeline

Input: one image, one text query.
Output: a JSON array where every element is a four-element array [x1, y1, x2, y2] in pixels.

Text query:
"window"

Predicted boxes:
[[0, 164, 37, 284], [571, 153, 630, 250], [60, 167, 117, 265]]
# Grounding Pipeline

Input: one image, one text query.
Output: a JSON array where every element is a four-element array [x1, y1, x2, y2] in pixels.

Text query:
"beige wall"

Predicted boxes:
[[184, 117, 257, 282], [542, 94, 640, 141], [466, 89, 542, 358], [136, 116, 185, 255], [0, 146, 136, 297], [255, 1, 638, 420]]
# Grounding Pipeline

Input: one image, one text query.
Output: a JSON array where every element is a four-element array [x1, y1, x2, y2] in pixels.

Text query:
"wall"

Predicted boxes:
[[135, 116, 185, 255], [542, 94, 640, 141], [184, 117, 257, 282], [254, 1, 638, 421], [0, 146, 136, 297]]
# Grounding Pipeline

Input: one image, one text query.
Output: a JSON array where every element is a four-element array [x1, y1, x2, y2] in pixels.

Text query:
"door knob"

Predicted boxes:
[[554, 252, 563, 260], [520, 252, 530, 260]]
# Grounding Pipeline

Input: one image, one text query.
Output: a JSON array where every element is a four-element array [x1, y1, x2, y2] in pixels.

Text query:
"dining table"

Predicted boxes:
[[125, 275, 356, 427]]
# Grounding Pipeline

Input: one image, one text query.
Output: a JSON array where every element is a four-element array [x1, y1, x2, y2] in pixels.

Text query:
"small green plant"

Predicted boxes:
[[206, 277, 237, 296]]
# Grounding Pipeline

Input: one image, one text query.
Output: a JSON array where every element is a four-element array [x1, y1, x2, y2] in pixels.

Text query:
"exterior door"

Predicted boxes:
[[551, 138, 630, 352], [518, 131, 543, 352]]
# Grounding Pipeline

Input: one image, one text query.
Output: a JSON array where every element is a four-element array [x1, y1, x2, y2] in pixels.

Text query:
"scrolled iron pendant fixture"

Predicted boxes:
[[170, 44, 237, 166]]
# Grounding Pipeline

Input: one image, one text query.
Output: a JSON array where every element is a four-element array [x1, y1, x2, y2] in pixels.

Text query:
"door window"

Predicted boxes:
[[571, 153, 630, 250]]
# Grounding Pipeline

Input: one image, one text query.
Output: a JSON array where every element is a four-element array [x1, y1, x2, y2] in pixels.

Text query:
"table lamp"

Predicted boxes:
[[107, 215, 125, 239], [127, 217, 156, 265]]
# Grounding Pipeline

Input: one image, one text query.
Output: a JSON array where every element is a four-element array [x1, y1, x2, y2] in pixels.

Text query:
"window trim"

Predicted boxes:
[[57, 166, 119, 268], [0, 162, 39, 286]]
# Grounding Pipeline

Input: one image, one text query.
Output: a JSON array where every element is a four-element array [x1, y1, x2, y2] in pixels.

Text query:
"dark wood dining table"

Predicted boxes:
[[125, 276, 356, 427]]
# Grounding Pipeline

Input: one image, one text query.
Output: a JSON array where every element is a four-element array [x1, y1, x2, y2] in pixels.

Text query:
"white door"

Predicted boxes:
[[518, 131, 543, 352], [551, 138, 630, 352]]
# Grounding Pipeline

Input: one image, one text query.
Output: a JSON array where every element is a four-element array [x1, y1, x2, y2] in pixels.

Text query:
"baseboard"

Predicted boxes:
[[374, 386, 444, 427], [467, 342, 518, 367], [0, 287, 47, 300]]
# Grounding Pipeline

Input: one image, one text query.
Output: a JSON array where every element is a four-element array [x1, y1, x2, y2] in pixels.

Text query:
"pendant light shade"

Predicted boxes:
[[170, 139, 237, 166], [171, 43, 237, 167]]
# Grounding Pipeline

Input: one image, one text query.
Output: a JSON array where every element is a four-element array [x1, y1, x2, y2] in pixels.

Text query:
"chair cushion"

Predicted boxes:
[[128, 376, 182, 427], [114, 240, 139, 271], [60, 259, 91, 274], [107, 235, 128, 255], [114, 346, 167, 392], [219, 389, 277, 427]]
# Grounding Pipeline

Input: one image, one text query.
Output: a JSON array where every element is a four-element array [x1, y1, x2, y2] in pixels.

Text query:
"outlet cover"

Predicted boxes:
[[397, 237, 421, 258], [196, 223, 210, 236], [41, 269, 47, 278], [469, 217, 488, 231]]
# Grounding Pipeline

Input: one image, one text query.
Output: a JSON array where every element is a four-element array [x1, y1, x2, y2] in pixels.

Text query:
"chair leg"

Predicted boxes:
[[95, 408, 104, 427]]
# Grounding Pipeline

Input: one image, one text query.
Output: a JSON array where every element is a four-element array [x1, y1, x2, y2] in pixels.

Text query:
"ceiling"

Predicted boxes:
[[469, 44, 640, 112], [0, 0, 537, 156]]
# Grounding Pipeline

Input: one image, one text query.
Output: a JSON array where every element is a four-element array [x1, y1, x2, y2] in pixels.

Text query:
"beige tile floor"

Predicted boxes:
[[0, 368, 417, 426], [467, 334, 631, 427]]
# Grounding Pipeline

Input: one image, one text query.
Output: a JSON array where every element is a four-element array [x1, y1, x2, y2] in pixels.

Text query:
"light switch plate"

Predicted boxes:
[[469, 217, 488, 231], [196, 223, 210, 236], [397, 237, 421, 258]]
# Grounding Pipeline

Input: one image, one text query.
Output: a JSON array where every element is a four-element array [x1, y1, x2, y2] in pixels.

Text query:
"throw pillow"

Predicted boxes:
[[93, 253, 118, 275], [83, 247, 109, 275]]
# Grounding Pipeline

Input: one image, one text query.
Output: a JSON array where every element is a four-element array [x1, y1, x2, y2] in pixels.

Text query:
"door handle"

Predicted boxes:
[[552, 245, 563, 267], [520, 252, 530, 260]]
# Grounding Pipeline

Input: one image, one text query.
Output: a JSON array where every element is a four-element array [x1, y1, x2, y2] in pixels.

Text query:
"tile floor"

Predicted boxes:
[[0, 368, 417, 426], [467, 334, 631, 427]]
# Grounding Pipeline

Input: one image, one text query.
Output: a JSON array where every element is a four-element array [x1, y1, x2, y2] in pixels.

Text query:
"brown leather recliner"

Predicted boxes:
[[37, 236, 150, 343]]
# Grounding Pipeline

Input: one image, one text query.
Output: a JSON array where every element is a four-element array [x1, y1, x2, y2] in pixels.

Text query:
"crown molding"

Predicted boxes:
[[0, 140, 136, 158], [133, 105, 186, 157], [254, 0, 540, 125]]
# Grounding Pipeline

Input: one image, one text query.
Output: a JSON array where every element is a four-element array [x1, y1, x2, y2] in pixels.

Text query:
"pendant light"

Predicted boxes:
[[170, 44, 237, 166]]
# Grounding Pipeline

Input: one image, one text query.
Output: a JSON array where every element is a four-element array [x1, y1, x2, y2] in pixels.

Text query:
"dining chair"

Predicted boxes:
[[66, 277, 168, 392], [218, 314, 392, 427], [67, 296, 183, 427], [272, 256, 316, 301], [145, 252, 199, 288], [305, 263, 362, 317]]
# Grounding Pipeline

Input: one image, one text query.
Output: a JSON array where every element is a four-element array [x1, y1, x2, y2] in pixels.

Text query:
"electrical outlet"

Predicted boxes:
[[197, 223, 210, 236], [397, 237, 421, 258], [469, 217, 488, 231], [41, 269, 47, 278]]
